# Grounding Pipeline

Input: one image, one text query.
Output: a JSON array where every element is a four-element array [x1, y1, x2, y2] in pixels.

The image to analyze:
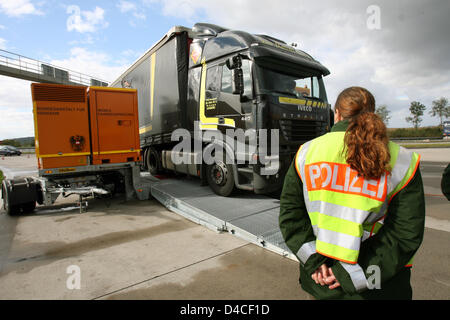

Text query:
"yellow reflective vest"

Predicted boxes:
[[294, 130, 420, 291]]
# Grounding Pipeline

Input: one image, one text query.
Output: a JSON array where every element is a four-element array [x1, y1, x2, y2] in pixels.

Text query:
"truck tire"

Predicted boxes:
[[21, 201, 36, 214], [206, 151, 235, 197], [2, 182, 20, 216], [146, 147, 162, 176]]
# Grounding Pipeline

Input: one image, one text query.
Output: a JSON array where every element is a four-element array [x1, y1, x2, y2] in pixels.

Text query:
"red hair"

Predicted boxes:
[[335, 87, 390, 179]]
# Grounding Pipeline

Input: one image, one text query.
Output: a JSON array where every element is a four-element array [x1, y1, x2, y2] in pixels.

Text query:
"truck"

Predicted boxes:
[[1, 83, 151, 216], [111, 23, 332, 196]]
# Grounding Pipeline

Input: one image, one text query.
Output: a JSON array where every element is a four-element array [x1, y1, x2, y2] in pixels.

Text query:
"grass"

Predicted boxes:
[[400, 142, 450, 149], [388, 126, 443, 138], [0, 169, 3, 184]]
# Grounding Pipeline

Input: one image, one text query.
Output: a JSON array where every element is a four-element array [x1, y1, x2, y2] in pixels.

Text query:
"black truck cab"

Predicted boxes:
[[112, 23, 332, 196], [187, 24, 331, 194]]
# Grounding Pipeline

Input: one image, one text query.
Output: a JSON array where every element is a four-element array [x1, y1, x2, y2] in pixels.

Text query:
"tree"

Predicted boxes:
[[375, 105, 391, 126], [0, 139, 21, 147], [405, 101, 426, 129], [429, 97, 450, 127]]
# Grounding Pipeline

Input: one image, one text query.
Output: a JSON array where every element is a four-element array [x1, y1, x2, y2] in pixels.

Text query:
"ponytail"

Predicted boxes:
[[335, 87, 391, 180], [344, 112, 391, 179]]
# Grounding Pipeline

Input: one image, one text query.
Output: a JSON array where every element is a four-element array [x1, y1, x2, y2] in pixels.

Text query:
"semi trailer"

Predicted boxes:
[[1, 83, 151, 216], [111, 23, 332, 196]]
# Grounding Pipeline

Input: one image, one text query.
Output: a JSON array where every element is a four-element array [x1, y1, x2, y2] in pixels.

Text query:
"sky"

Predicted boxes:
[[0, 0, 449, 139]]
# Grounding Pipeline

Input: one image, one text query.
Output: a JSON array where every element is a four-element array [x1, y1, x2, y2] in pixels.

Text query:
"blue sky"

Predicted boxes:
[[0, 0, 449, 139], [0, 1, 192, 78]]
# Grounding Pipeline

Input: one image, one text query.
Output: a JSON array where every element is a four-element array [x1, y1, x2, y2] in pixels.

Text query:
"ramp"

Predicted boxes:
[[150, 177, 296, 260]]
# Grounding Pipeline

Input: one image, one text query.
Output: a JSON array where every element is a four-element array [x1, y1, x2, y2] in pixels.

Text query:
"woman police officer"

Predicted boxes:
[[279, 86, 425, 299]]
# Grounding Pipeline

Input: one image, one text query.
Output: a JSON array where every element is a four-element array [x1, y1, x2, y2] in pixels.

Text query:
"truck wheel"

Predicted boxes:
[[146, 147, 162, 176], [206, 152, 235, 197], [2, 182, 20, 216]]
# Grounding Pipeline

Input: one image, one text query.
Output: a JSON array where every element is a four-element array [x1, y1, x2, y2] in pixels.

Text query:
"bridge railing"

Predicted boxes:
[[0, 49, 109, 86]]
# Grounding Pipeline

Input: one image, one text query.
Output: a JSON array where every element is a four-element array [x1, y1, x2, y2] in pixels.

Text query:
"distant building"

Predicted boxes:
[[295, 85, 310, 96]]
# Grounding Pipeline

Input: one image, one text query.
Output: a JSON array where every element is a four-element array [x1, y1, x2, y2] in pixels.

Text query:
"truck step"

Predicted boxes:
[[237, 167, 253, 174]]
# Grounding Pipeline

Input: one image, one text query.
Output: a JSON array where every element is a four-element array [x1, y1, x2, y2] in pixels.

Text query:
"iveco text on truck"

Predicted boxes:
[[111, 23, 332, 196]]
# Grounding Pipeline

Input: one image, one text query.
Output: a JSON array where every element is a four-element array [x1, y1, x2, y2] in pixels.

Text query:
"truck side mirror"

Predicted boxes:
[[231, 68, 244, 95], [226, 55, 242, 70], [227, 55, 244, 95]]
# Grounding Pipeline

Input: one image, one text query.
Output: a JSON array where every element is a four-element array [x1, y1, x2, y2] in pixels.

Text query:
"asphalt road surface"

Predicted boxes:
[[0, 150, 449, 300]]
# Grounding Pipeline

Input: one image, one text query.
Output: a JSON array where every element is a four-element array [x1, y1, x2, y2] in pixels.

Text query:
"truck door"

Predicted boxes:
[[217, 60, 253, 130], [201, 60, 253, 131]]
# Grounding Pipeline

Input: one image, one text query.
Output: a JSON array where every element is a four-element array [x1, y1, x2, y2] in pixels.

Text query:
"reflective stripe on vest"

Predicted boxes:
[[297, 240, 316, 265], [295, 132, 420, 266], [339, 262, 369, 292]]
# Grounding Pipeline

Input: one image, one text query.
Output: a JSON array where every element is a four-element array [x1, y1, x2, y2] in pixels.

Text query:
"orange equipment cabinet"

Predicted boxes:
[[31, 83, 91, 169], [88, 87, 140, 165]]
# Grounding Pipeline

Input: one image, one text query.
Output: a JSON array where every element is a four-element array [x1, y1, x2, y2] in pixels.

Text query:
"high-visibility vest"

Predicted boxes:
[[295, 130, 420, 291]]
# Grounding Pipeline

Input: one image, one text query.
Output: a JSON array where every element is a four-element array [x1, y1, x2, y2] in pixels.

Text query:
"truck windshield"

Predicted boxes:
[[257, 67, 322, 100]]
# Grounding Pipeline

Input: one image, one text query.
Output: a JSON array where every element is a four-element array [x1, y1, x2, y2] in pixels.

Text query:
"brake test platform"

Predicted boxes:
[[148, 175, 295, 261]]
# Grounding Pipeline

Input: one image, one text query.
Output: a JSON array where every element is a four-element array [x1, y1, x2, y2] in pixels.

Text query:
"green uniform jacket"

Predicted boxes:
[[441, 163, 450, 201], [279, 120, 426, 300]]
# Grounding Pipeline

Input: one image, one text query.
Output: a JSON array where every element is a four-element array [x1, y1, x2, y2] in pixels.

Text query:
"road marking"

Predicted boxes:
[[92, 243, 252, 300], [434, 278, 450, 287], [425, 216, 450, 233]]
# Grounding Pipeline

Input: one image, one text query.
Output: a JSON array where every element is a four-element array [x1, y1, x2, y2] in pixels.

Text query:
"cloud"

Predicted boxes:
[[149, 0, 450, 127], [132, 12, 146, 20], [49, 47, 131, 84], [66, 5, 108, 33], [0, 47, 135, 140], [68, 35, 95, 46], [160, 1, 197, 20], [0, 77, 34, 139], [0, 37, 6, 49], [0, 0, 43, 17], [117, 0, 146, 25], [117, 1, 136, 13]]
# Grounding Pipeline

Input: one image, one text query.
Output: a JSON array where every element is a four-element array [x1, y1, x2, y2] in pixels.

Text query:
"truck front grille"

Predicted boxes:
[[279, 119, 326, 142]]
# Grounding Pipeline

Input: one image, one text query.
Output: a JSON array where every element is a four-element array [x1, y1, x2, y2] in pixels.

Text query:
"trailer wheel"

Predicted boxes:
[[1, 182, 20, 216], [206, 151, 235, 197], [146, 147, 162, 176]]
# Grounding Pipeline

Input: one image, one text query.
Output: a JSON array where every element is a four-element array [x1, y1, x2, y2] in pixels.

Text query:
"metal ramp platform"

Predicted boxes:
[[149, 177, 296, 261]]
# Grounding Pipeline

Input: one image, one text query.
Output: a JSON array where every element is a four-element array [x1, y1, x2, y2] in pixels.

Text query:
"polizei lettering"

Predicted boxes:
[[179, 304, 214, 318], [305, 162, 387, 201]]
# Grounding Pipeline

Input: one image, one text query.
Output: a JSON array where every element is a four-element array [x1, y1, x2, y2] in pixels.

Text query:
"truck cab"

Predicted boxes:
[[187, 24, 331, 195], [111, 23, 332, 196]]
